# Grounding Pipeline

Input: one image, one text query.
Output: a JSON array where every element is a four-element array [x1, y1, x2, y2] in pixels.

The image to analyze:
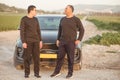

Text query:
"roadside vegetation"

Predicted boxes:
[[0, 12, 84, 32], [0, 13, 24, 31], [84, 32, 120, 46], [76, 14, 85, 19], [84, 15, 120, 46], [0, 3, 61, 32], [87, 16, 120, 32]]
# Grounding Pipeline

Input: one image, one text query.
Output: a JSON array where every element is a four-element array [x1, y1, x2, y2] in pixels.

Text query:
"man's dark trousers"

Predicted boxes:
[[23, 42, 40, 75], [54, 41, 75, 75]]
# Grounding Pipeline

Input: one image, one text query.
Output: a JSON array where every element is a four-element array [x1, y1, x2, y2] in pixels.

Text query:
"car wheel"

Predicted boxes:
[[74, 48, 82, 69], [13, 46, 24, 70], [74, 48, 82, 63], [74, 63, 81, 70], [64, 48, 82, 70], [15, 65, 24, 70]]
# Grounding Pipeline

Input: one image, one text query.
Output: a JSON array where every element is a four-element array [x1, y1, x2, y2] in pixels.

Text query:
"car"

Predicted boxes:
[[14, 14, 82, 70]]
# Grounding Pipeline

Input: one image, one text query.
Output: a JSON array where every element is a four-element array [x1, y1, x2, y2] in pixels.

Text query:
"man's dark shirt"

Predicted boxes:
[[57, 16, 84, 41], [20, 16, 42, 43]]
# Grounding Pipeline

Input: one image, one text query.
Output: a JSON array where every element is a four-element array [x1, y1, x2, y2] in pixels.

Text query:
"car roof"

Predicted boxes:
[[36, 14, 65, 17]]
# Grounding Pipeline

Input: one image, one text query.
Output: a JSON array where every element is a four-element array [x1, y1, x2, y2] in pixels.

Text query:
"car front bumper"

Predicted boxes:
[[40, 49, 58, 59]]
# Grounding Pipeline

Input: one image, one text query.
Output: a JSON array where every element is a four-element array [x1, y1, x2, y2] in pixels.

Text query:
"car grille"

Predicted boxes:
[[42, 43, 58, 50]]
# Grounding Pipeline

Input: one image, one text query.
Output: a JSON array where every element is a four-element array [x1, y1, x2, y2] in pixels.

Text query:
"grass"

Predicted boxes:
[[87, 16, 120, 23], [84, 15, 120, 46], [84, 32, 120, 46], [0, 12, 84, 32], [87, 16, 120, 32], [0, 12, 24, 31], [76, 14, 85, 19]]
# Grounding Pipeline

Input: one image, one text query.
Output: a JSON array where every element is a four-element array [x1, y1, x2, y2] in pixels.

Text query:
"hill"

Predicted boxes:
[[0, 3, 26, 13], [57, 4, 120, 14], [0, 3, 60, 14]]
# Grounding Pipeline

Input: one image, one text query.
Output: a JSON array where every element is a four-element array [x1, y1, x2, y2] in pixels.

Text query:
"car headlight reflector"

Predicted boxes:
[[17, 47, 22, 52]]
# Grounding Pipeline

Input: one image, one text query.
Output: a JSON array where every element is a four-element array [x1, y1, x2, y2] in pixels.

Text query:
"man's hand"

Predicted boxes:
[[75, 40, 80, 45], [56, 40, 60, 47], [40, 41, 43, 49], [23, 43, 27, 48]]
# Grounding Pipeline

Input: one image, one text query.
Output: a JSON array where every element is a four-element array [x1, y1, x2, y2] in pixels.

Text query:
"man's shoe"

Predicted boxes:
[[50, 73, 61, 77], [24, 75, 29, 78], [66, 74, 73, 79], [34, 74, 41, 78]]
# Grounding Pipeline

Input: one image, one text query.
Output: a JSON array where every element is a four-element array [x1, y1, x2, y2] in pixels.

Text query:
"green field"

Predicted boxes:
[[85, 15, 120, 46], [84, 32, 120, 46], [0, 12, 24, 31], [0, 13, 84, 32], [87, 16, 120, 32]]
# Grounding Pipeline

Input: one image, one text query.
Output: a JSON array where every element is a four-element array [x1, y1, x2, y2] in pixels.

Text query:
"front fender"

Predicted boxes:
[[16, 38, 23, 48], [76, 41, 82, 50]]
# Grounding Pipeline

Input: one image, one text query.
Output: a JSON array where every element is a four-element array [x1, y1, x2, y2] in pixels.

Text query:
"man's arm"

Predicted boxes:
[[20, 17, 26, 43], [57, 17, 64, 40], [36, 18, 42, 41], [75, 17, 84, 45], [56, 24, 62, 47], [57, 24, 62, 40], [77, 18, 84, 41], [56, 18, 63, 47], [36, 18, 42, 49], [20, 17, 27, 48]]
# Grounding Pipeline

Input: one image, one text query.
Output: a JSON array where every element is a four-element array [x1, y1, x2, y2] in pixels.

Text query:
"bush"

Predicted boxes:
[[84, 35, 102, 44], [87, 19, 120, 32], [84, 32, 120, 46]]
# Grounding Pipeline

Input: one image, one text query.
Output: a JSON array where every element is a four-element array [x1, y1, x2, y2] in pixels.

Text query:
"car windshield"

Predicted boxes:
[[37, 16, 62, 30]]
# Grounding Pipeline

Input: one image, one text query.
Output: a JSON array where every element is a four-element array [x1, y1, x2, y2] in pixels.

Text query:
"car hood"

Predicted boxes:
[[41, 30, 58, 43], [16, 30, 82, 49]]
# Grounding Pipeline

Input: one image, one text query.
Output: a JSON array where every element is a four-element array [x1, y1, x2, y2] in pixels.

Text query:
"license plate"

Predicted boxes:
[[40, 53, 57, 59]]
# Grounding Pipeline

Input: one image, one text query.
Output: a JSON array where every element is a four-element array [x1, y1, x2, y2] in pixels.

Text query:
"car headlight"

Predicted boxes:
[[17, 47, 22, 52]]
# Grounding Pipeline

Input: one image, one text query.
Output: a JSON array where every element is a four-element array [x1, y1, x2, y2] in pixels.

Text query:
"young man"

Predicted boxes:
[[20, 5, 42, 78], [51, 5, 84, 79]]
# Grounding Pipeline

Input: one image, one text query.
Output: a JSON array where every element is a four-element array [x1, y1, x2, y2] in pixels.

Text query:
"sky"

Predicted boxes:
[[0, 0, 120, 11]]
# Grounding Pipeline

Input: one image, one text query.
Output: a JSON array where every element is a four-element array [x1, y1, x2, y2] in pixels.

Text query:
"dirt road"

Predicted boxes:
[[0, 19, 120, 80]]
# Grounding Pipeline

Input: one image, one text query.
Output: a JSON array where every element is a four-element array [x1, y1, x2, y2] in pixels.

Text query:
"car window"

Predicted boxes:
[[37, 16, 62, 30]]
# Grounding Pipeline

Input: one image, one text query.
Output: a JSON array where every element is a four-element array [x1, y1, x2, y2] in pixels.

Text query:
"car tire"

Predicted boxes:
[[74, 63, 81, 70], [74, 48, 82, 64], [74, 48, 82, 70], [13, 46, 24, 70], [64, 48, 82, 70], [15, 65, 24, 70]]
